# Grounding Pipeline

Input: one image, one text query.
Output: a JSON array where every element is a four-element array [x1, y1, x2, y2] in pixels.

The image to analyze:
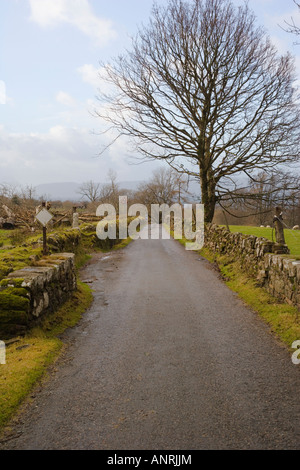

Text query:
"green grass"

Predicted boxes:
[[0, 229, 16, 247], [0, 245, 42, 281], [0, 228, 38, 248], [228, 225, 300, 257], [0, 225, 95, 282], [199, 247, 300, 349], [169, 230, 300, 352], [0, 281, 93, 432], [112, 236, 133, 251]]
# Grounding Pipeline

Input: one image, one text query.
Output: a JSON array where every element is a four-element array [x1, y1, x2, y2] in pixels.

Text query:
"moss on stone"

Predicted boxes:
[[0, 287, 30, 335], [0, 309, 28, 325], [0, 245, 41, 282], [0, 278, 25, 288], [0, 264, 13, 279], [0, 287, 30, 312]]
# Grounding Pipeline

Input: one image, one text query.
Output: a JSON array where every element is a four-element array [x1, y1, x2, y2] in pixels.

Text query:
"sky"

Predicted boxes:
[[0, 0, 300, 188]]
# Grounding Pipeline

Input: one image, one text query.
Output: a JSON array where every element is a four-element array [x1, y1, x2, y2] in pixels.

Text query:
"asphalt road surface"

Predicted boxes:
[[2, 226, 300, 450]]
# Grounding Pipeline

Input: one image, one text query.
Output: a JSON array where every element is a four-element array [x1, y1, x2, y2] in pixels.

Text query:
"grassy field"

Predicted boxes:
[[228, 225, 300, 257], [0, 229, 18, 247]]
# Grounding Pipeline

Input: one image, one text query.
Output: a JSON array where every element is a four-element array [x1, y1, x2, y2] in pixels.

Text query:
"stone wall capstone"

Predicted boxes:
[[0, 253, 77, 338]]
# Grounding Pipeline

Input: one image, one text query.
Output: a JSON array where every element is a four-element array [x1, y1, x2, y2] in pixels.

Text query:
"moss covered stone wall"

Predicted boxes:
[[0, 253, 76, 338]]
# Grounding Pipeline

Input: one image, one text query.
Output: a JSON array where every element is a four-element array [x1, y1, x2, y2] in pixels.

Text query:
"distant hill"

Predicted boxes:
[[35, 182, 81, 202], [35, 181, 143, 202], [35, 179, 201, 202]]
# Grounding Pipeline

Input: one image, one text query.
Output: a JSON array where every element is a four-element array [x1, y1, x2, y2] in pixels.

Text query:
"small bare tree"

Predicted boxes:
[[20, 185, 37, 207], [134, 167, 190, 207], [96, 0, 300, 222], [0, 183, 18, 201], [77, 180, 102, 203], [97, 169, 120, 208]]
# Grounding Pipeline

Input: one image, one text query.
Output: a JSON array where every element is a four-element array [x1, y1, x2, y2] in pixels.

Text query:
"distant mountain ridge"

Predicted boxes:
[[35, 180, 201, 202], [35, 181, 142, 202]]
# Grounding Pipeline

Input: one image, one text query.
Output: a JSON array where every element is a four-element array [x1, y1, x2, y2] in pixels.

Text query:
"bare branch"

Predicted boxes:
[[95, 0, 300, 222]]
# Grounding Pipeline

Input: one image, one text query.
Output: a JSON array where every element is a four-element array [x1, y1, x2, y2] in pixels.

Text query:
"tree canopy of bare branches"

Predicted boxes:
[[96, 0, 300, 222], [77, 171, 121, 208], [281, 1, 300, 40], [217, 169, 300, 224], [77, 180, 102, 203], [134, 167, 190, 208]]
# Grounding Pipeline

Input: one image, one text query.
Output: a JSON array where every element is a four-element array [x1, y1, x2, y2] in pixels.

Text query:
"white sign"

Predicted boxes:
[[36, 208, 53, 227]]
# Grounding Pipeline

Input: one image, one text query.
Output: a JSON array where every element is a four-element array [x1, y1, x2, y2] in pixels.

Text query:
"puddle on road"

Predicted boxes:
[[101, 255, 112, 261]]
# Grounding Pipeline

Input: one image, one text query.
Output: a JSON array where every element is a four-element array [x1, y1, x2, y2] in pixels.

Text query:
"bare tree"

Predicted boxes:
[[281, 1, 300, 40], [0, 183, 18, 201], [217, 169, 300, 226], [20, 185, 37, 206], [134, 167, 190, 208], [97, 169, 120, 208], [77, 180, 102, 203], [107, 169, 118, 194], [96, 0, 300, 222]]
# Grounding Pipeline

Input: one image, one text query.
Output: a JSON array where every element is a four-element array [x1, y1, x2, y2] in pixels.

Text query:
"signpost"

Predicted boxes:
[[36, 203, 53, 255]]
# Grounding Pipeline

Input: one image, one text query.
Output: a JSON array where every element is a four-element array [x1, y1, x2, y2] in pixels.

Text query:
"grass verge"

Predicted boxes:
[[199, 246, 300, 349], [170, 230, 300, 351], [0, 281, 93, 432], [112, 236, 133, 251]]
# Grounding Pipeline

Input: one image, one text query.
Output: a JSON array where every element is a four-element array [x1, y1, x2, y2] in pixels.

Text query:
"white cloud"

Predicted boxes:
[[269, 35, 290, 55], [29, 0, 117, 46], [77, 64, 101, 89], [77, 64, 118, 102], [0, 125, 106, 185], [0, 124, 162, 186], [0, 81, 13, 106], [0, 80, 6, 104], [56, 91, 76, 107]]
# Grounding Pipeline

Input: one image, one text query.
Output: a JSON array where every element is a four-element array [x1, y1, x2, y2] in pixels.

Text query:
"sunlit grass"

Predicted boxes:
[[228, 225, 300, 257]]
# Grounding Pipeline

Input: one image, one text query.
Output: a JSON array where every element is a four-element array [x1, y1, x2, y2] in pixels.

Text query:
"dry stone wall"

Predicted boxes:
[[205, 224, 300, 310], [0, 253, 76, 338], [0, 223, 122, 339]]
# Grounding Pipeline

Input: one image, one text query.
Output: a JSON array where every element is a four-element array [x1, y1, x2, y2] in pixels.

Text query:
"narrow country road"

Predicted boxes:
[[2, 226, 300, 450]]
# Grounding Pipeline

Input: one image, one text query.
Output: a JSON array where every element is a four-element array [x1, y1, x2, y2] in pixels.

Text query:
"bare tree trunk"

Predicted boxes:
[[200, 168, 216, 223]]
